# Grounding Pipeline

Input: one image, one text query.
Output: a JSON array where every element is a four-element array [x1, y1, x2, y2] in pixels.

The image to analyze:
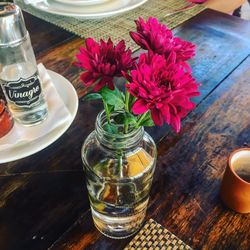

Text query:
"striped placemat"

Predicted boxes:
[[124, 219, 192, 250], [15, 0, 205, 52]]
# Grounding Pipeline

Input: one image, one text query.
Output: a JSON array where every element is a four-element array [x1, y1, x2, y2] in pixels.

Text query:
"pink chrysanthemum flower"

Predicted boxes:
[[126, 53, 200, 133], [130, 17, 195, 63], [76, 38, 135, 91]]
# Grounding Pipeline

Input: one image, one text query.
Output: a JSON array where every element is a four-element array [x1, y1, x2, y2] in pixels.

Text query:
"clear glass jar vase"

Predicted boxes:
[[81, 110, 157, 239]]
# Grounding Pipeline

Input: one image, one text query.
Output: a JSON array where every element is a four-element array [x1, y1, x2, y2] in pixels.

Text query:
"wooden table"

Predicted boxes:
[[0, 9, 250, 250]]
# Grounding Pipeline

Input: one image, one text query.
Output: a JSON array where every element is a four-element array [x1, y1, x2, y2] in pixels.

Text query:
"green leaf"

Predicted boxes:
[[113, 113, 125, 124], [129, 95, 136, 110], [107, 104, 114, 113], [82, 93, 102, 101], [113, 112, 137, 125], [140, 117, 155, 127], [120, 91, 125, 100], [125, 112, 137, 125], [103, 123, 119, 134], [100, 86, 125, 111], [137, 112, 155, 127]]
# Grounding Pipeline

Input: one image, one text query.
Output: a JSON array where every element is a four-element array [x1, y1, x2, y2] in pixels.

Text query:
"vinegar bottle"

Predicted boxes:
[[0, 3, 48, 125]]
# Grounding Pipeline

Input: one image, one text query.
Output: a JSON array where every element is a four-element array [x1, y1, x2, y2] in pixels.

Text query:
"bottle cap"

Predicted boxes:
[[0, 3, 27, 46]]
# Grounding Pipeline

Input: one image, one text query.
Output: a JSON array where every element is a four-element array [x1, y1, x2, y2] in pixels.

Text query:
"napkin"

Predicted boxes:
[[0, 64, 72, 151]]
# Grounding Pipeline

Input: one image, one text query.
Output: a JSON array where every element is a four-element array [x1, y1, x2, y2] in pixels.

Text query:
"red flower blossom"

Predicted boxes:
[[130, 17, 173, 54], [76, 38, 135, 91], [130, 17, 195, 63], [173, 37, 195, 62], [126, 53, 200, 133]]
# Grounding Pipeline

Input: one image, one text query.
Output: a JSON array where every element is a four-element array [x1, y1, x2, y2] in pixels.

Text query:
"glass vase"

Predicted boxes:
[[81, 110, 157, 239]]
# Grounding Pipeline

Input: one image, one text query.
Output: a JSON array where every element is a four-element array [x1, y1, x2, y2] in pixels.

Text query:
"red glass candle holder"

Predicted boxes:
[[0, 99, 14, 138]]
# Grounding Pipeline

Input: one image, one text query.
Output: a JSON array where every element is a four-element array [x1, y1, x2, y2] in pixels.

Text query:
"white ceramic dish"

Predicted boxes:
[[31, 0, 148, 18], [54, 0, 109, 6], [0, 70, 78, 164]]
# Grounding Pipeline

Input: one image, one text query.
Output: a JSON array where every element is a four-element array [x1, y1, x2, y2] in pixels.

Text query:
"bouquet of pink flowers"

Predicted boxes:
[[76, 17, 200, 134]]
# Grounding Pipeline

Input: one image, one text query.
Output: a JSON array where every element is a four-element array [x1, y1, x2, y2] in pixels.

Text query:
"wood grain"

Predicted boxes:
[[50, 53, 250, 250]]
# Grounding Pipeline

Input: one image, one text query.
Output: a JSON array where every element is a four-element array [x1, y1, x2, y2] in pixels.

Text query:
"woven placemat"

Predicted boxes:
[[15, 0, 205, 52], [124, 219, 192, 250]]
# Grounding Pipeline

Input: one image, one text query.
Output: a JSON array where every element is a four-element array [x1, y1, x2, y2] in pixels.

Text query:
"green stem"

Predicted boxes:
[[103, 101, 111, 124], [124, 119, 129, 134], [124, 90, 130, 134], [125, 90, 130, 112], [135, 112, 148, 128]]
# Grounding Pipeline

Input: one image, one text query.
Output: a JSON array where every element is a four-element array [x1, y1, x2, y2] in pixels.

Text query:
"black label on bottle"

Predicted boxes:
[[3, 74, 42, 107]]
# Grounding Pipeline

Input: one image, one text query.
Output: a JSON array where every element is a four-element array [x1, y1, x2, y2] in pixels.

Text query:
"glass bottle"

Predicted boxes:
[[81, 110, 157, 239], [0, 3, 48, 125]]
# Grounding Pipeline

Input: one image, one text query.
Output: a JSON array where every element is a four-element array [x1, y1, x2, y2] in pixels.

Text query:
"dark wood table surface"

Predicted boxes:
[[0, 8, 250, 250]]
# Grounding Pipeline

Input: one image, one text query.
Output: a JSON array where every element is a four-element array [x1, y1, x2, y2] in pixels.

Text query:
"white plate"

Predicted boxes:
[[31, 0, 148, 18], [0, 70, 78, 164], [54, 0, 109, 6]]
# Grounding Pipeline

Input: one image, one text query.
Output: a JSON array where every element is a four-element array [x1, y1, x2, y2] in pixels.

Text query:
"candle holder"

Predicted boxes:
[[220, 148, 250, 213], [0, 99, 14, 138]]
